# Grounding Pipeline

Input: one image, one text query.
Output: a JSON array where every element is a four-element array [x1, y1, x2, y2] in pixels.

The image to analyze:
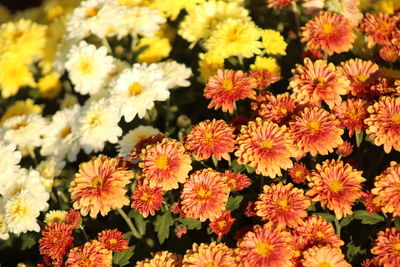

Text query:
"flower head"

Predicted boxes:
[[44, 210, 68, 225], [302, 245, 351, 267], [209, 211, 236, 239], [182, 242, 237, 266], [223, 170, 251, 191], [66, 240, 112, 267], [249, 69, 281, 89], [131, 179, 163, 218], [66, 209, 82, 229], [371, 227, 400, 267], [135, 251, 182, 267], [336, 141, 354, 157], [288, 163, 310, 184], [261, 29, 287, 55], [98, 229, 129, 252], [360, 13, 395, 47], [39, 223, 74, 260]]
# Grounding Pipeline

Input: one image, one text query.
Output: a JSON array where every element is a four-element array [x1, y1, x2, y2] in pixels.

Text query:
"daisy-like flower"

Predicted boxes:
[[131, 180, 163, 218], [183, 242, 236, 266], [209, 211, 236, 239], [289, 58, 351, 108], [204, 69, 257, 113], [135, 251, 182, 267], [181, 169, 229, 222], [371, 227, 400, 267], [332, 98, 370, 137], [40, 104, 81, 162], [288, 162, 310, 184], [184, 119, 236, 161], [336, 141, 353, 157], [255, 182, 309, 228], [249, 69, 281, 89], [65, 209, 82, 229], [44, 210, 68, 225], [98, 229, 129, 252], [307, 159, 365, 219], [289, 106, 344, 156], [235, 118, 294, 178], [237, 222, 294, 266], [65, 41, 115, 95], [360, 13, 395, 47], [140, 138, 192, 190], [157, 61, 192, 89], [302, 245, 351, 267], [78, 98, 122, 154], [338, 59, 379, 97], [126, 6, 166, 37], [301, 11, 355, 55], [39, 223, 73, 260], [205, 18, 262, 59], [66, 240, 112, 267], [223, 170, 251, 191], [110, 63, 170, 122], [261, 29, 287, 55], [361, 190, 382, 215], [69, 155, 133, 218], [379, 45, 400, 62], [365, 96, 400, 153], [371, 161, 400, 216], [266, 0, 294, 9], [117, 125, 160, 159]]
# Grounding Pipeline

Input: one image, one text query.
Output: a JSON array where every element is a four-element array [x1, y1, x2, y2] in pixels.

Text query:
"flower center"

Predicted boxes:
[[10, 202, 28, 217], [355, 74, 369, 84], [11, 121, 27, 130], [316, 231, 325, 238], [140, 192, 151, 201], [109, 238, 117, 244], [205, 262, 218, 267], [218, 220, 226, 228], [255, 241, 273, 257], [391, 113, 400, 124], [314, 76, 326, 84], [91, 176, 104, 188], [329, 179, 343, 193], [278, 199, 289, 210], [85, 6, 99, 18], [295, 170, 303, 178], [87, 113, 101, 127], [261, 139, 273, 149], [393, 242, 400, 251], [60, 127, 71, 138], [197, 187, 212, 198], [308, 120, 320, 135], [128, 82, 143, 96], [155, 154, 169, 170], [79, 60, 93, 75], [10, 30, 23, 42], [322, 23, 334, 35], [280, 108, 288, 115], [221, 79, 234, 91]]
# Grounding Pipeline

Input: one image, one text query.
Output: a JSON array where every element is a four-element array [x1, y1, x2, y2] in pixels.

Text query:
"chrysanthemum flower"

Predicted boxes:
[[261, 29, 287, 55], [128, 133, 165, 162], [204, 69, 257, 113], [332, 98, 370, 137], [250, 56, 281, 74], [360, 13, 395, 47], [336, 141, 353, 157], [265, 0, 294, 9], [135, 251, 182, 267], [223, 170, 251, 191], [184, 119, 236, 161], [307, 159, 365, 219], [379, 45, 399, 62], [39, 223, 73, 260], [131, 179, 163, 218], [65, 209, 81, 229], [198, 52, 225, 82], [235, 118, 295, 178], [139, 139, 192, 190], [69, 155, 133, 218], [365, 96, 400, 153], [361, 257, 381, 267], [288, 162, 310, 184], [98, 229, 129, 252], [44, 210, 68, 225], [255, 182, 309, 227], [237, 222, 294, 266], [209, 211, 236, 239], [181, 169, 229, 222], [249, 69, 281, 89], [289, 58, 351, 108], [371, 227, 400, 267], [289, 107, 344, 156], [338, 58, 379, 97], [371, 161, 400, 216], [301, 11, 355, 55], [182, 242, 237, 266], [302, 246, 351, 267], [66, 240, 112, 267], [361, 190, 382, 215]]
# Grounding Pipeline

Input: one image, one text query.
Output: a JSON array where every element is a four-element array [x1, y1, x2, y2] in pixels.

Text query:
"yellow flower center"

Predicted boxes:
[[278, 199, 289, 210], [11, 121, 27, 130], [140, 193, 151, 201], [294, 250, 301, 258], [255, 241, 273, 257], [316, 231, 325, 238], [280, 108, 288, 115], [91, 176, 104, 188], [60, 127, 71, 138], [322, 23, 334, 35], [205, 262, 218, 267], [109, 238, 117, 244], [79, 60, 93, 75], [314, 76, 326, 84], [317, 262, 332, 267], [85, 6, 99, 18], [391, 113, 400, 124], [155, 154, 169, 170], [80, 258, 94, 267], [295, 170, 303, 178], [221, 79, 234, 91], [261, 139, 273, 149], [87, 114, 101, 127], [10, 202, 28, 217], [308, 120, 320, 135], [218, 220, 226, 228], [355, 74, 369, 84], [329, 179, 343, 193], [128, 82, 143, 96], [10, 30, 23, 42], [228, 179, 236, 186], [53, 237, 59, 243], [197, 187, 212, 198]]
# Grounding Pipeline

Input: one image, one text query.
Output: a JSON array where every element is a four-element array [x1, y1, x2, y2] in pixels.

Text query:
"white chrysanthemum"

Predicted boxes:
[[117, 125, 160, 158], [2, 114, 47, 148], [65, 41, 115, 95], [41, 104, 81, 162], [79, 98, 122, 153], [0, 141, 21, 178], [127, 6, 166, 37], [157, 61, 192, 89], [37, 159, 65, 192], [53, 35, 79, 74], [4, 190, 41, 234], [110, 63, 170, 122], [0, 200, 9, 240]]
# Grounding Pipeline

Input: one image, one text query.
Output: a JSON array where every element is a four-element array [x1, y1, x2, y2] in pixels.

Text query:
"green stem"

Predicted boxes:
[[117, 208, 142, 239], [80, 226, 89, 242], [334, 217, 341, 238]]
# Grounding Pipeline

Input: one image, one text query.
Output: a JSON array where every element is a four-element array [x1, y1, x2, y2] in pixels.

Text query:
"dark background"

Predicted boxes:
[[2, 0, 42, 12]]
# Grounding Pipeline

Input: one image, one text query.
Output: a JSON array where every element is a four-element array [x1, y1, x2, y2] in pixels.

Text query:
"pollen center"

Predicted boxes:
[[355, 74, 369, 83], [316, 231, 325, 238], [91, 176, 104, 188], [261, 139, 273, 149], [255, 241, 273, 257], [322, 23, 334, 35], [329, 179, 343, 193], [11, 202, 28, 216], [218, 220, 226, 228], [109, 238, 117, 244], [280, 108, 288, 115], [205, 262, 218, 267], [11, 121, 27, 130], [391, 113, 400, 124], [278, 199, 289, 210], [197, 187, 212, 198], [85, 6, 99, 18], [140, 192, 151, 201], [88, 114, 101, 127], [79, 60, 93, 75], [221, 79, 234, 91], [308, 120, 320, 135], [155, 154, 169, 170], [60, 127, 71, 138], [129, 82, 143, 96]]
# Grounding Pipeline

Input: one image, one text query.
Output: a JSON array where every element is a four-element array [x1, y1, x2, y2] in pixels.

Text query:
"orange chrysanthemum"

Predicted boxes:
[[332, 98, 370, 137], [204, 69, 257, 113], [135, 251, 182, 267], [307, 159, 365, 219], [98, 229, 129, 252], [338, 59, 379, 97], [265, 0, 294, 9], [371, 227, 400, 267], [131, 179, 163, 218], [182, 242, 237, 267], [379, 45, 400, 62], [235, 118, 295, 178], [65, 209, 82, 229], [139, 138, 192, 190], [69, 155, 133, 218], [223, 170, 251, 191], [371, 161, 400, 216], [365, 96, 400, 153], [236, 222, 294, 266], [39, 223, 74, 260], [302, 246, 351, 267], [289, 106, 344, 156], [336, 141, 353, 157], [249, 69, 281, 89], [361, 257, 380, 267], [360, 13, 395, 47], [289, 58, 351, 108], [66, 240, 112, 267], [184, 119, 236, 161], [288, 162, 310, 184], [129, 133, 164, 161], [181, 169, 229, 222], [301, 11, 355, 55], [255, 182, 309, 227], [361, 190, 382, 215], [245, 201, 257, 217], [209, 210, 236, 239]]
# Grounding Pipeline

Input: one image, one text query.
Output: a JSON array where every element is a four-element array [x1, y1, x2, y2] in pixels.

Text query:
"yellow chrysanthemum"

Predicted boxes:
[[0, 99, 43, 125], [135, 36, 172, 63], [150, 0, 200, 21], [198, 52, 225, 82], [373, 0, 400, 14], [250, 56, 281, 75], [37, 72, 63, 99], [261, 29, 287, 55], [44, 210, 68, 225]]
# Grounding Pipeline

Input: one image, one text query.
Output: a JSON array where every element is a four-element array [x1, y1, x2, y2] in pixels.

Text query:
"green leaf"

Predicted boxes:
[[244, 165, 255, 174], [231, 160, 245, 173], [226, 195, 243, 211], [353, 210, 384, 225], [128, 210, 146, 236], [340, 215, 353, 228], [176, 217, 202, 230], [21, 234, 36, 250], [395, 216, 400, 231], [154, 211, 174, 244], [346, 240, 367, 261], [312, 212, 335, 223], [113, 247, 135, 267]]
